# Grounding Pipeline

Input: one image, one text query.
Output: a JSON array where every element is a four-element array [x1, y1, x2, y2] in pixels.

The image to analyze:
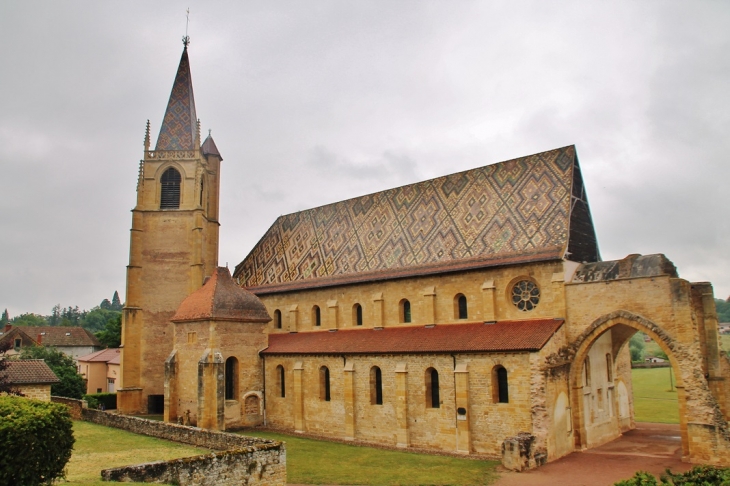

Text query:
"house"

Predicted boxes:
[[645, 356, 666, 364], [1, 359, 59, 401], [0, 324, 103, 359], [77, 348, 120, 394], [118, 41, 730, 466]]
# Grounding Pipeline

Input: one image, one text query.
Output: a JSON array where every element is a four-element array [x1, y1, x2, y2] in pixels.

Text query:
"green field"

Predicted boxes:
[[66, 421, 208, 485], [631, 367, 679, 424], [239, 430, 499, 485]]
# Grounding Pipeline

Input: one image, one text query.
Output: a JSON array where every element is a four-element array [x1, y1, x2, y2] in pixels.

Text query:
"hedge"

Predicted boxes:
[[0, 396, 75, 485], [615, 466, 730, 485], [83, 392, 117, 410]]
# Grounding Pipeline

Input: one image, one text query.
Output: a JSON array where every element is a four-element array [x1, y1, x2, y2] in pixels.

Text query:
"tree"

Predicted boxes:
[[0, 340, 22, 396], [9, 313, 47, 327], [111, 290, 123, 311], [96, 313, 122, 348], [629, 333, 645, 362], [0, 309, 8, 326], [716, 298, 730, 323], [19, 346, 85, 399]]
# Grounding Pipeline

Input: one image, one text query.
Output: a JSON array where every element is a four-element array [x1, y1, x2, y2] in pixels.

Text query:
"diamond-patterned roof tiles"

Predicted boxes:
[[235, 145, 599, 293], [155, 47, 198, 151], [261, 319, 564, 355]]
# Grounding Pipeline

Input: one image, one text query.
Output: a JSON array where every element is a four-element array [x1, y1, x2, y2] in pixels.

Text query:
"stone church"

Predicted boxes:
[[118, 43, 730, 466]]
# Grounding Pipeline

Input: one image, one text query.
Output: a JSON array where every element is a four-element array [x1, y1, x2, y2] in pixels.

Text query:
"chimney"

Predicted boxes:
[[37, 334, 42, 344], [4, 324, 11, 332]]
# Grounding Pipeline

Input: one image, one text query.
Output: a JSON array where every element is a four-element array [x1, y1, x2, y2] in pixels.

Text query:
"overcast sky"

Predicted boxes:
[[1, 1, 728, 317]]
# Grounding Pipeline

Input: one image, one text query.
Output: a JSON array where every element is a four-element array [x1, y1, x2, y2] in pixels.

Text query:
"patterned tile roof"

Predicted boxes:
[[235, 145, 599, 293], [1, 359, 59, 385], [155, 47, 198, 151], [261, 318, 564, 355], [172, 267, 271, 323], [78, 348, 120, 364]]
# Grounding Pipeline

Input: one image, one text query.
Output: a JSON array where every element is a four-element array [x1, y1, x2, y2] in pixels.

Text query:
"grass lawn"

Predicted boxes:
[[632, 367, 679, 424], [239, 430, 500, 485], [65, 420, 208, 485]]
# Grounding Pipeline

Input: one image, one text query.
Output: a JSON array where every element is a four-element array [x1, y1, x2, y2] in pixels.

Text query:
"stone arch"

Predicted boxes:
[[242, 391, 263, 416], [566, 310, 690, 454]]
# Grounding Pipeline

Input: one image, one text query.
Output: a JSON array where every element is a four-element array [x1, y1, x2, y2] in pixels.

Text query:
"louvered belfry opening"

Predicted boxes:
[[160, 167, 182, 209]]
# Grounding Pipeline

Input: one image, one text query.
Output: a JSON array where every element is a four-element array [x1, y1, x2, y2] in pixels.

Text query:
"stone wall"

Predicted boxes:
[[17, 384, 51, 401], [51, 396, 85, 419], [82, 410, 285, 485]]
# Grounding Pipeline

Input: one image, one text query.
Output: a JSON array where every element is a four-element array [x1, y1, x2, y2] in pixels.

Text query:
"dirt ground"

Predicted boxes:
[[494, 422, 691, 486]]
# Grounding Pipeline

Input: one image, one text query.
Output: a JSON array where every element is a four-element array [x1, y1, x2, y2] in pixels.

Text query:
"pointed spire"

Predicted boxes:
[[144, 119, 151, 151], [155, 45, 198, 151]]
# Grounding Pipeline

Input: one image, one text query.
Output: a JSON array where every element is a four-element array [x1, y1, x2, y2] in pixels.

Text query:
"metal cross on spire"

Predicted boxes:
[[182, 8, 191, 47]]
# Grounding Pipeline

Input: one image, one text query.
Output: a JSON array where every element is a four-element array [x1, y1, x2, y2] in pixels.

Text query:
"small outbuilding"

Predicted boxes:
[[1, 359, 59, 401]]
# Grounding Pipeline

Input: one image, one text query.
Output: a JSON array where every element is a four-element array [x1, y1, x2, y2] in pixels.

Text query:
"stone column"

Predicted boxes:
[[423, 287, 437, 324], [197, 348, 224, 430], [372, 293, 384, 328], [293, 361, 305, 433], [327, 300, 339, 329], [481, 280, 496, 322], [288, 305, 299, 332], [343, 361, 356, 439], [163, 350, 177, 423], [395, 362, 409, 448], [454, 362, 471, 453]]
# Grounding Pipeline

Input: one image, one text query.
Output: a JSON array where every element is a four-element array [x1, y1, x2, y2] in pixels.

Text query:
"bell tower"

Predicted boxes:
[[118, 40, 223, 414]]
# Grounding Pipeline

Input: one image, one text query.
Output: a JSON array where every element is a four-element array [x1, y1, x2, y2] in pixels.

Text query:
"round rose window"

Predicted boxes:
[[511, 280, 540, 311]]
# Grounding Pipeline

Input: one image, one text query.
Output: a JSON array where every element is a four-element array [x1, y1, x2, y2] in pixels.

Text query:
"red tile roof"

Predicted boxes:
[[31, 326, 102, 347], [1, 359, 59, 384], [78, 348, 120, 364], [172, 267, 271, 323], [261, 318, 563, 355]]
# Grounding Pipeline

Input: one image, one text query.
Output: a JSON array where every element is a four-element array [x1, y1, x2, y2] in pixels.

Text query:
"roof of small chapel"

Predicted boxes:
[[172, 267, 271, 323], [235, 145, 600, 294], [261, 318, 564, 355]]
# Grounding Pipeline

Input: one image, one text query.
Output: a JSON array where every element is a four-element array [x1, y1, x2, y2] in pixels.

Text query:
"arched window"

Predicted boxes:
[[492, 365, 509, 403], [313, 305, 321, 327], [225, 356, 238, 400], [584, 357, 591, 387], [160, 167, 181, 209], [606, 353, 613, 382], [455, 294, 468, 319], [320, 366, 331, 401], [276, 365, 285, 398], [274, 309, 282, 329], [370, 366, 383, 405], [426, 367, 440, 408], [353, 304, 363, 326], [400, 299, 411, 323]]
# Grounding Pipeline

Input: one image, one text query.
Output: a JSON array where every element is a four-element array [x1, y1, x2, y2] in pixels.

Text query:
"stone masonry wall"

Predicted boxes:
[[18, 384, 51, 401], [82, 409, 285, 485], [51, 396, 85, 419]]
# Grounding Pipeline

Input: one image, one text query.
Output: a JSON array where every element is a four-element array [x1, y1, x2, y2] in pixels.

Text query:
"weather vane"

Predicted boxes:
[[182, 8, 191, 47]]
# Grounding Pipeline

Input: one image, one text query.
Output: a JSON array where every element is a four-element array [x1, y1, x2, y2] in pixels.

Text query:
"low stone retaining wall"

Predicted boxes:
[[51, 396, 85, 419], [82, 410, 285, 485]]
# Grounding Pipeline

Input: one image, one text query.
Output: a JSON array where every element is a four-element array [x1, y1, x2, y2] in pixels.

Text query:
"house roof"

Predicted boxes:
[[0, 325, 101, 348], [1, 359, 59, 385], [261, 318, 564, 355], [172, 267, 271, 323], [30, 326, 101, 347], [234, 145, 600, 295], [201, 134, 222, 160], [78, 348, 120, 365], [155, 46, 198, 151]]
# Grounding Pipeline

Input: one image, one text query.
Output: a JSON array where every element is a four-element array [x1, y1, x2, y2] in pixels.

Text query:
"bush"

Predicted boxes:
[[0, 396, 75, 485], [616, 466, 730, 485], [84, 392, 116, 410]]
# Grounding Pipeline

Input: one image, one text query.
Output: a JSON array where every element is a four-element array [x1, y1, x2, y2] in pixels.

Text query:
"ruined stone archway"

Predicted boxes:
[[564, 310, 689, 458]]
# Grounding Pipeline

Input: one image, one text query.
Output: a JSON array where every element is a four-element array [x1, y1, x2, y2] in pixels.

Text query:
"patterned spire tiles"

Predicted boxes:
[[155, 47, 198, 151], [234, 145, 599, 292]]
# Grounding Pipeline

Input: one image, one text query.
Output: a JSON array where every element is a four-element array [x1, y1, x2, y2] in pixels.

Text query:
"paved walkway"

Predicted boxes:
[[494, 423, 691, 486]]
